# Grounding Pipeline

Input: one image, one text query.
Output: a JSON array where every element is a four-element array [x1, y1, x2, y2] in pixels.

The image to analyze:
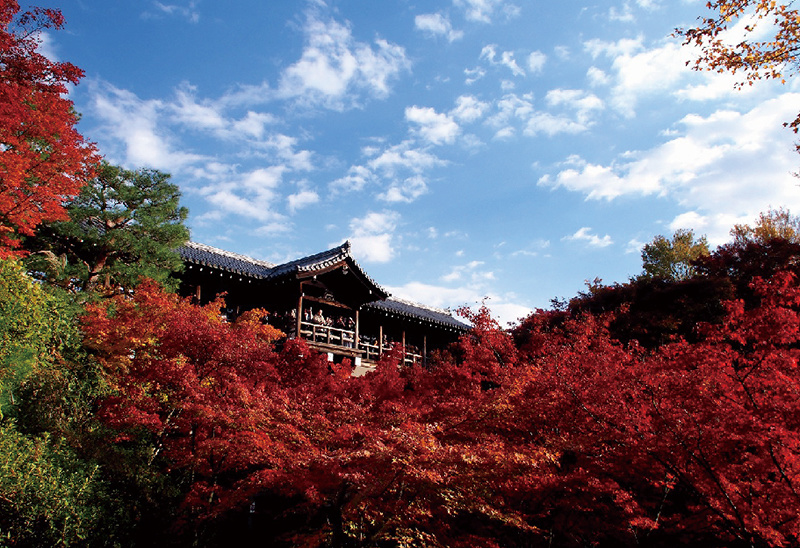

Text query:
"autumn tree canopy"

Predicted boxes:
[[731, 206, 800, 245], [676, 0, 800, 135], [0, 0, 96, 256]]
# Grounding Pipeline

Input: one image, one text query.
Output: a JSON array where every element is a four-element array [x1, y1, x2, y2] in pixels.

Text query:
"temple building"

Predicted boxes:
[[177, 241, 469, 375]]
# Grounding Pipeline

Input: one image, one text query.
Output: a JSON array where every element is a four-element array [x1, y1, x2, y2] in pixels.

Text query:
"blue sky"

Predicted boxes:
[[30, 0, 800, 325]]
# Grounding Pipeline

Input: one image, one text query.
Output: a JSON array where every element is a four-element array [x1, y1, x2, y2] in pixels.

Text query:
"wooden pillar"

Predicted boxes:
[[401, 331, 406, 362], [379, 325, 383, 356], [296, 295, 303, 339], [195, 284, 201, 303], [355, 309, 360, 348], [423, 335, 427, 367]]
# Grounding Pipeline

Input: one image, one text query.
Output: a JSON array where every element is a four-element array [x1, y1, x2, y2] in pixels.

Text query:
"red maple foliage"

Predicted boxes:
[[82, 271, 800, 546], [0, 0, 96, 256], [515, 273, 800, 546]]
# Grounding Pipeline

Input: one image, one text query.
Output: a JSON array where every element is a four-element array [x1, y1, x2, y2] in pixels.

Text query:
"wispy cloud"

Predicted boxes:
[[541, 93, 800, 243], [368, 141, 447, 176], [415, 12, 464, 42], [378, 176, 429, 203], [480, 44, 525, 76], [454, 0, 517, 23], [329, 165, 374, 194], [277, 11, 410, 110], [405, 106, 461, 145], [146, 1, 200, 23], [563, 227, 614, 248], [89, 81, 206, 171]]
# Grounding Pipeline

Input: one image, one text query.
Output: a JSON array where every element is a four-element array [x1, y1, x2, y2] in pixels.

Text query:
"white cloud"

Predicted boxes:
[[378, 176, 429, 203], [554, 45, 571, 59], [626, 238, 646, 254], [415, 13, 464, 42], [493, 126, 515, 140], [35, 32, 59, 62], [511, 239, 551, 257], [583, 36, 730, 117], [441, 260, 495, 283], [584, 36, 644, 59], [330, 165, 374, 194], [527, 51, 546, 74], [277, 13, 410, 109], [486, 92, 534, 128], [464, 66, 486, 85], [173, 85, 226, 131], [541, 93, 800, 243], [231, 111, 278, 139], [563, 227, 614, 248], [254, 221, 292, 236], [501, 51, 525, 76], [608, 3, 635, 22], [451, 95, 489, 123], [480, 44, 498, 63], [387, 281, 532, 327], [348, 210, 401, 263], [485, 90, 602, 137], [368, 141, 447, 175], [544, 88, 604, 123], [256, 133, 314, 171], [199, 166, 288, 223], [90, 82, 205, 171], [480, 44, 525, 76], [287, 189, 320, 213], [586, 66, 610, 87], [405, 106, 461, 145], [524, 112, 588, 136], [454, 0, 505, 23], [148, 1, 200, 23]]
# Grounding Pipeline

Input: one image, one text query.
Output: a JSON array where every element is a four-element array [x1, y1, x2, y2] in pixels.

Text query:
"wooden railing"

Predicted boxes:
[[299, 321, 356, 349], [298, 321, 423, 365]]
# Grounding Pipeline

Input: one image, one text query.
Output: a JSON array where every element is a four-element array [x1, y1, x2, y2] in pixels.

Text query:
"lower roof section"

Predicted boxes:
[[364, 298, 469, 331]]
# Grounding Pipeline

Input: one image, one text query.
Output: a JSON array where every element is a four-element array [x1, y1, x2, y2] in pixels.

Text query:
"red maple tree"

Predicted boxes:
[[0, 0, 96, 256]]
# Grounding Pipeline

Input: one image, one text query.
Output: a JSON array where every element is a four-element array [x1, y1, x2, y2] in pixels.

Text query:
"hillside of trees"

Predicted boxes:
[[5, 206, 800, 547], [3, 0, 800, 546]]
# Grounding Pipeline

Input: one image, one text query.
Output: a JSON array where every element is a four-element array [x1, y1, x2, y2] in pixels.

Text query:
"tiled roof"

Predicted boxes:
[[180, 241, 389, 298], [264, 241, 389, 299], [264, 241, 352, 279], [365, 298, 470, 331], [179, 242, 275, 278]]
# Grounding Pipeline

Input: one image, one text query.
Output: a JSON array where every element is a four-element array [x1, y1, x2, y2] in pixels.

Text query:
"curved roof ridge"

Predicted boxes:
[[184, 241, 277, 268], [266, 241, 388, 298]]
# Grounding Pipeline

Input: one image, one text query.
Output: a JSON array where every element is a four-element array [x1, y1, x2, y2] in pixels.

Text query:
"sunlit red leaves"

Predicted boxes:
[[0, 0, 96, 256], [82, 269, 800, 545]]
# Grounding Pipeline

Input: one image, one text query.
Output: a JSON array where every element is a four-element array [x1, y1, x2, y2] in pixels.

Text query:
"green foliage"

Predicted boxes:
[[640, 228, 709, 281], [0, 259, 77, 419], [0, 427, 114, 547], [25, 161, 190, 294], [0, 259, 122, 547]]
